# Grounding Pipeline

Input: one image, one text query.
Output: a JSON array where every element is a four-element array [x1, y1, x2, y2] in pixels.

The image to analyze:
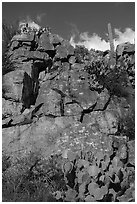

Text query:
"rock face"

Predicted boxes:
[[116, 42, 135, 57], [2, 22, 135, 181]]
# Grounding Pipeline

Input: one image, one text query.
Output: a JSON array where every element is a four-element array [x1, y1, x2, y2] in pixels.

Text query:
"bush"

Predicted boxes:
[[2, 21, 18, 75], [3, 142, 135, 202], [74, 45, 90, 63]]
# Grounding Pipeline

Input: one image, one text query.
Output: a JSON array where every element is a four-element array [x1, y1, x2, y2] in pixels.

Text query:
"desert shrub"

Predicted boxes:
[[2, 152, 65, 202], [74, 45, 90, 63], [118, 111, 135, 140], [2, 20, 18, 75], [3, 143, 135, 202]]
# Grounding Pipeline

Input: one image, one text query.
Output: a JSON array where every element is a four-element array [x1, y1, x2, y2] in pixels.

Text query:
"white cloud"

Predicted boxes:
[[114, 28, 135, 46], [70, 27, 135, 51], [70, 32, 110, 51]]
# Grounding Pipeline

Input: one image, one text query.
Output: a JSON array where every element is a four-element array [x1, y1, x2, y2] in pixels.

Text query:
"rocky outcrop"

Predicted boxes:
[[2, 22, 135, 185], [116, 42, 135, 57]]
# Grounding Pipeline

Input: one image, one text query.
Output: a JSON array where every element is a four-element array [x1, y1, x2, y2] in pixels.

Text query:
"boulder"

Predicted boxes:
[[61, 40, 74, 55], [29, 51, 50, 61], [35, 82, 62, 116], [9, 40, 20, 51], [3, 70, 25, 101], [9, 49, 50, 62], [49, 34, 63, 45], [3, 70, 37, 107], [37, 33, 54, 51], [55, 44, 68, 59], [9, 47, 30, 61], [2, 116, 76, 162], [2, 98, 23, 118], [11, 32, 35, 42], [116, 42, 135, 57], [69, 56, 76, 64]]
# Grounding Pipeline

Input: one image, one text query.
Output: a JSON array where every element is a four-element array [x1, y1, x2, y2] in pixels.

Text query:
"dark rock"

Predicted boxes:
[[64, 97, 83, 118], [9, 106, 37, 126], [37, 33, 54, 51], [124, 44, 135, 54], [69, 56, 76, 64], [49, 34, 63, 45], [55, 44, 68, 59], [15, 61, 33, 74], [10, 41, 20, 51], [35, 82, 62, 116], [82, 110, 118, 135], [50, 62, 70, 94], [9, 47, 30, 61], [61, 40, 74, 55], [94, 88, 110, 110], [69, 65, 97, 109], [116, 42, 135, 57], [50, 61, 62, 72], [127, 140, 135, 165], [22, 41, 32, 46], [29, 51, 50, 61], [3, 70, 25, 101], [2, 117, 12, 127], [11, 32, 35, 42], [2, 24, 135, 189], [2, 116, 75, 162], [22, 72, 37, 108], [2, 98, 23, 118], [55, 40, 74, 60], [33, 59, 52, 74], [9, 49, 50, 64], [61, 62, 70, 71]]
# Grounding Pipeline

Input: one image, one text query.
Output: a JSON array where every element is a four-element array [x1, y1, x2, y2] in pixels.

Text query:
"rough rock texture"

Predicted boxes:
[[2, 23, 135, 189], [116, 42, 135, 57]]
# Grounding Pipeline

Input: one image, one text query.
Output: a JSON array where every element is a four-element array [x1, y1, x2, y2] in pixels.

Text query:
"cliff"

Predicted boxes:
[[2, 22, 135, 202]]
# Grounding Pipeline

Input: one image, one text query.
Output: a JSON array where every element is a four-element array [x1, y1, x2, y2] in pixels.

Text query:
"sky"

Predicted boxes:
[[2, 2, 135, 51]]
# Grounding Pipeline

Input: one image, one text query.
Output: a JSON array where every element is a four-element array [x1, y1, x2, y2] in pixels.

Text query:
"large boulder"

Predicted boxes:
[[37, 33, 54, 51], [49, 33, 63, 45], [3, 70, 26, 101], [116, 42, 135, 57], [2, 98, 23, 118]]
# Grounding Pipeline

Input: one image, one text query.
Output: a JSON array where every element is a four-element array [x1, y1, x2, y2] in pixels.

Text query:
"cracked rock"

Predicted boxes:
[[2, 22, 134, 178]]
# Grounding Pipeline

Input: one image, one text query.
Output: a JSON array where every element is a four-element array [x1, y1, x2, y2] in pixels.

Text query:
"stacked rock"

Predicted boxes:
[[2, 22, 134, 167]]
